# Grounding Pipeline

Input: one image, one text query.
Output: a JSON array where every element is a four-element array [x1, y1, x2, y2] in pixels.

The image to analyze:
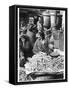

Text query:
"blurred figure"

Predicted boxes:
[[19, 35, 33, 59], [37, 16, 43, 33], [20, 20, 27, 34], [36, 17, 44, 39], [26, 17, 37, 47]]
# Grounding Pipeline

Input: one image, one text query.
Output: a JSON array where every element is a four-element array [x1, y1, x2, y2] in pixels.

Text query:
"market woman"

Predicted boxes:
[[33, 28, 55, 55], [33, 31, 49, 54]]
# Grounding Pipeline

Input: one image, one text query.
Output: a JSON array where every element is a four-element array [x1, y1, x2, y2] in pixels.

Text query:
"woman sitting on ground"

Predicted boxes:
[[33, 31, 50, 54]]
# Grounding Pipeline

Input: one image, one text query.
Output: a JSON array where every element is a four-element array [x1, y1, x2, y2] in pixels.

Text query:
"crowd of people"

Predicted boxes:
[[19, 15, 63, 67]]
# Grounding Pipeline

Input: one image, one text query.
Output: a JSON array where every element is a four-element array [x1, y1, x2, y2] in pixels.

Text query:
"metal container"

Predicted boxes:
[[50, 10, 62, 29], [56, 14, 62, 29], [42, 10, 50, 29], [50, 10, 57, 28]]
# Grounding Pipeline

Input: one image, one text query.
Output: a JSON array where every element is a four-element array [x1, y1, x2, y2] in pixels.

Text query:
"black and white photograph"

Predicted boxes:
[[0, 0, 69, 89], [17, 7, 67, 83]]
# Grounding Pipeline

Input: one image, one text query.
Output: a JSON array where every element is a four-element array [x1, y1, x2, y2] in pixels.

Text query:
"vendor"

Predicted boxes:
[[33, 31, 49, 54]]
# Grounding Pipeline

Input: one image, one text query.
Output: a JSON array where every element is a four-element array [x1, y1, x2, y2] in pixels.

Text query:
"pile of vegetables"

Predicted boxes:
[[25, 52, 64, 74]]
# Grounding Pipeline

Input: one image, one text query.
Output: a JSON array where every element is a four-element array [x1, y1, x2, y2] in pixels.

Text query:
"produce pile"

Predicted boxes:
[[25, 52, 64, 74], [19, 68, 27, 81]]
